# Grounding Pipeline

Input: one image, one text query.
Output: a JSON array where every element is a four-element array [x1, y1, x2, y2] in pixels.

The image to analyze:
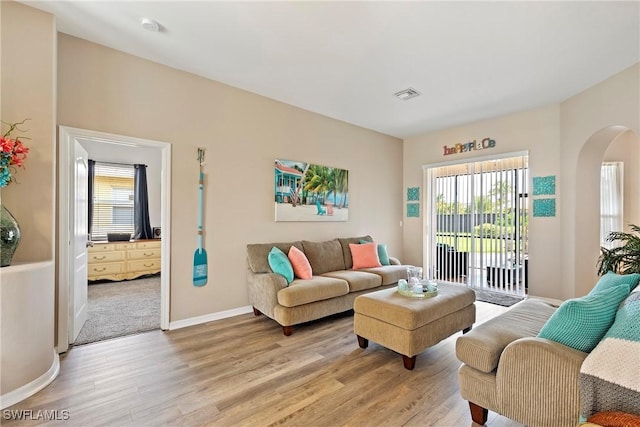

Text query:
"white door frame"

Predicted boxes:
[[57, 126, 171, 353]]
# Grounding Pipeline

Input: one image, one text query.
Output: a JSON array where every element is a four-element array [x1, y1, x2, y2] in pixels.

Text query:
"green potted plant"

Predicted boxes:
[[596, 224, 640, 276]]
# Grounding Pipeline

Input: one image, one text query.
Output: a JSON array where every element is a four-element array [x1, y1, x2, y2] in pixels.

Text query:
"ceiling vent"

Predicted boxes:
[[393, 87, 421, 101], [141, 18, 160, 32]]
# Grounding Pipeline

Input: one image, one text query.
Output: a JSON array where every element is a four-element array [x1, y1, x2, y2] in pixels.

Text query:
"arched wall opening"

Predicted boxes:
[[574, 126, 639, 296]]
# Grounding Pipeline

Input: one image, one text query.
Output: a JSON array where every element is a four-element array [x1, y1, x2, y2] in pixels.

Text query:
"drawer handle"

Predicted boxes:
[[144, 263, 154, 267], [143, 252, 154, 257], [94, 267, 106, 272], [94, 255, 106, 260]]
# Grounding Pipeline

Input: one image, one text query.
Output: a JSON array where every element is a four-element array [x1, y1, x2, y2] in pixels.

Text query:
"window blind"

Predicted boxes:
[[91, 162, 135, 241], [600, 162, 623, 249], [425, 155, 529, 294]]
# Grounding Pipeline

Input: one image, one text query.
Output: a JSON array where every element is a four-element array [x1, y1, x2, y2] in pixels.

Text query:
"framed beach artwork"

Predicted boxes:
[[275, 159, 349, 222]]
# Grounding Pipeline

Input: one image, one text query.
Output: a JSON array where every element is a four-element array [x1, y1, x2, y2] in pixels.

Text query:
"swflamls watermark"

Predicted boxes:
[[2, 409, 70, 421]]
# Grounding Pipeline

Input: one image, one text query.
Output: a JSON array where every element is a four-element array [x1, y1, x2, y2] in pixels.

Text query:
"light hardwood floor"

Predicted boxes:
[[5, 302, 524, 427]]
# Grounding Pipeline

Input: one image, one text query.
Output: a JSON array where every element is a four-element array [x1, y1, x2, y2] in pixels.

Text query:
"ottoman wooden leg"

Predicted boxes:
[[357, 335, 369, 349], [402, 355, 416, 370]]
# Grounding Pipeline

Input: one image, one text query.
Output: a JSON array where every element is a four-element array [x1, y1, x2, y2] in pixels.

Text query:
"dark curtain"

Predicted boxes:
[[88, 159, 95, 237], [134, 164, 153, 240]]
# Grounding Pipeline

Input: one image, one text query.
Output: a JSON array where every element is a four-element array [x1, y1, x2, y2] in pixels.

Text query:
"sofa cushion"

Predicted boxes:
[[350, 243, 382, 270], [321, 270, 382, 292], [538, 285, 631, 352], [456, 298, 558, 373], [247, 241, 303, 274], [590, 271, 640, 295], [302, 239, 346, 275], [277, 276, 349, 307], [359, 265, 409, 286], [339, 235, 373, 269], [288, 246, 313, 280], [268, 247, 294, 284]]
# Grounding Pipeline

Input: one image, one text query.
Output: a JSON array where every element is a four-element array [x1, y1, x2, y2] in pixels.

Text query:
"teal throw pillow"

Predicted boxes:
[[359, 239, 390, 266], [268, 247, 294, 284], [590, 271, 640, 295], [377, 244, 390, 266], [538, 284, 631, 352]]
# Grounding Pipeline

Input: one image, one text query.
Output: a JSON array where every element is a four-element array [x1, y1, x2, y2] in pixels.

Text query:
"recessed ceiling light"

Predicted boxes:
[[141, 18, 160, 32], [393, 87, 421, 101]]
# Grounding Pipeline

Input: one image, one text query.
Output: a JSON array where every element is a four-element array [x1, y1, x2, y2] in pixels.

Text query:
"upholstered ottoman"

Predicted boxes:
[[354, 283, 476, 370]]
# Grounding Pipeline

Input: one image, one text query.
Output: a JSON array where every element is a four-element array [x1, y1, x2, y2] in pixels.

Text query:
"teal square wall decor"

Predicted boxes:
[[407, 203, 420, 218], [407, 187, 420, 201], [533, 176, 556, 196], [533, 198, 556, 217]]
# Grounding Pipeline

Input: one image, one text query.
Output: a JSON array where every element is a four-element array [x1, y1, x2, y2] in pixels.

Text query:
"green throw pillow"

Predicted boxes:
[[590, 271, 640, 295], [268, 247, 294, 284], [359, 239, 390, 266], [538, 284, 631, 352]]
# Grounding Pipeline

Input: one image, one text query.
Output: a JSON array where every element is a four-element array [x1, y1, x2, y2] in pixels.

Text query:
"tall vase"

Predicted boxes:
[[0, 204, 21, 267]]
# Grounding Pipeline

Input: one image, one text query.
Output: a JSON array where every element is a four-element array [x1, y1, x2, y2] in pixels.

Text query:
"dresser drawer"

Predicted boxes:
[[128, 248, 161, 260], [114, 242, 137, 250], [128, 259, 161, 273], [88, 251, 124, 264], [136, 240, 161, 249], [88, 262, 124, 276], [91, 242, 136, 251]]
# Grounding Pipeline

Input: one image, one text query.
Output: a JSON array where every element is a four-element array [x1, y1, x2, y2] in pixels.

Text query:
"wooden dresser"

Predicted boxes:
[[87, 239, 161, 281]]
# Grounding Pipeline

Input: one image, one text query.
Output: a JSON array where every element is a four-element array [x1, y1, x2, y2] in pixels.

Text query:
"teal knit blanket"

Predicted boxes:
[[579, 290, 640, 417]]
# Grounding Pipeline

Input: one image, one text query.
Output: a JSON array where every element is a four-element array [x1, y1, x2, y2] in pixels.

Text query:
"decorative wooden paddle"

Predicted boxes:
[[193, 147, 208, 287]]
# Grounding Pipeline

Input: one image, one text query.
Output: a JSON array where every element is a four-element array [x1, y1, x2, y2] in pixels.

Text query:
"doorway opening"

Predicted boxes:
[[424, 152, 529, 297], [57, 127, 171, 353]]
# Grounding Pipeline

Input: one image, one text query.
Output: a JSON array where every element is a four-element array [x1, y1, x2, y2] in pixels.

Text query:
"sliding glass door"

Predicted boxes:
[[424, 154, 529, 294]]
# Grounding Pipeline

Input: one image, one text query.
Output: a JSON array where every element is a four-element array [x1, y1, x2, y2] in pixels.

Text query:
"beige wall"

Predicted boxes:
[[403, 63, 640, 300], [1, 1, 56, 262], [57, 35, 403, 322], [0, 1, 57, 400], [403, 105, 563, 299], [560, 64, 640, 297]]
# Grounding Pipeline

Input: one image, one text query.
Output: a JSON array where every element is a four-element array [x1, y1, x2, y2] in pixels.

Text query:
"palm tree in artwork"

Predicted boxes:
[[335, 169, 348, 208], [290, 163, 310, 207], [304, 165, 332, 203]]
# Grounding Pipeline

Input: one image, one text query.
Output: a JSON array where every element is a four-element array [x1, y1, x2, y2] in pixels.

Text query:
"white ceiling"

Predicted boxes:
[[22, 1, 640, 138]]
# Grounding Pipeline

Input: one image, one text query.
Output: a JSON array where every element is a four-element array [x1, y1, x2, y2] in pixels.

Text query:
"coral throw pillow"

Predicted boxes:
[[288, 246, 312, 280], [350, 242, 382, 270], [360, 239, 391, 266]]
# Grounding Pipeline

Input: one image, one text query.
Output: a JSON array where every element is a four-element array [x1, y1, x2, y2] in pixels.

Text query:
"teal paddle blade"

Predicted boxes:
[[193, 248, 208, 287]]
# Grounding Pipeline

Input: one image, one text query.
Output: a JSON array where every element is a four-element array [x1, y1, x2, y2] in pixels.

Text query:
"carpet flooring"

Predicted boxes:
[[474, 287, 525, 307], [74, 275, 161, 346]]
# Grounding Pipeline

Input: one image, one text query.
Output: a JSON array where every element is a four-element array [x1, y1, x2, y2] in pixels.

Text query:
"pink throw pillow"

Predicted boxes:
[[288, 246, 313, 279], [350, 242, 382, 270]]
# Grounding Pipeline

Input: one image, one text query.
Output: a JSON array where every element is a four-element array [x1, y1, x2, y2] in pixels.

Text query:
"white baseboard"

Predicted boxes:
[[169, 305, 253, 330], [0, 350, 60, 410]]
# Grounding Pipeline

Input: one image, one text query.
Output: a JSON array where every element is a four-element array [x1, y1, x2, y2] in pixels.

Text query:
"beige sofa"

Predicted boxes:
[[456, 298, 587, 427], [247, 235, 410, 335]]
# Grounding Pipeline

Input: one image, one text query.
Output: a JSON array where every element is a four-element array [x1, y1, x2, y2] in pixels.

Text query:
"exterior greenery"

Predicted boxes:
[[597, 224, 640, 276]]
